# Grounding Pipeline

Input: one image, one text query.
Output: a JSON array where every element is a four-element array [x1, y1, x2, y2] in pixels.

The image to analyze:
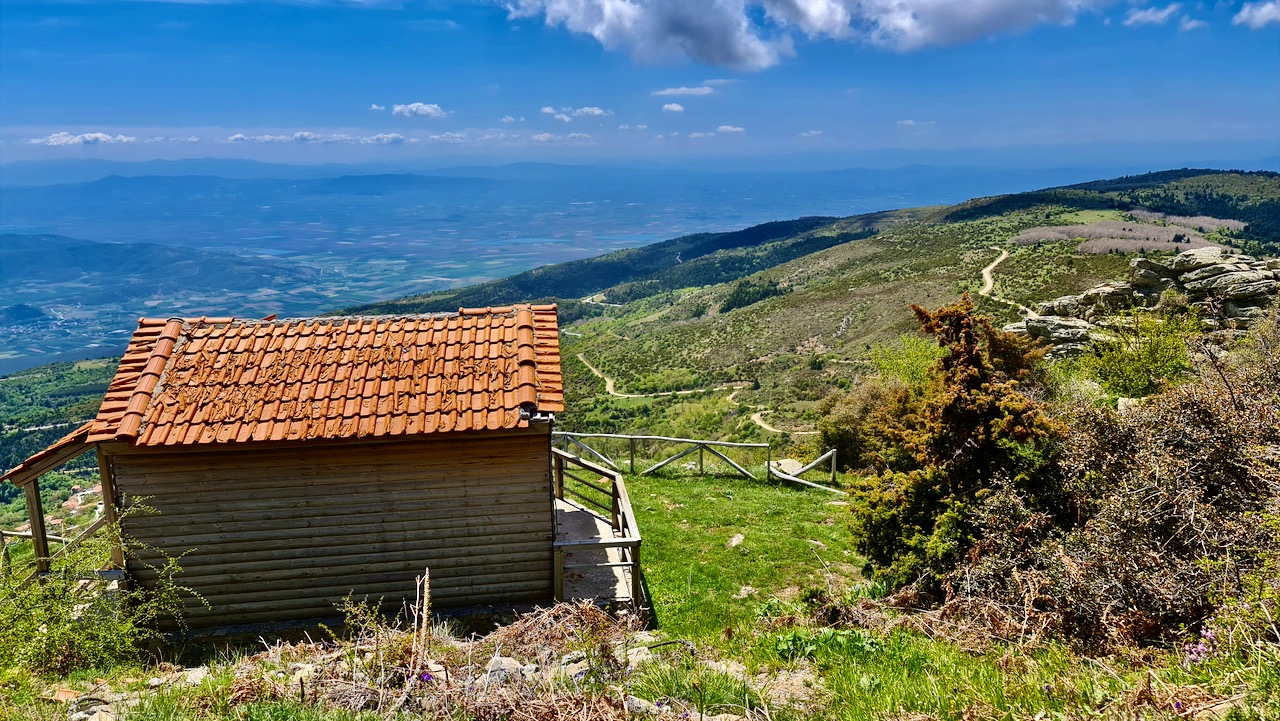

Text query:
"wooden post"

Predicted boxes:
[[610, 474, 621, 531], [830, 449, 837, 486], [23, 482, 51, 575], [631, 543, 643, 608], [553, 548, 564, 601], [629, 438, 636, 475], [97, 449, 125, 569], [553, 453, 565, 500], [698, 445, 704, 475]]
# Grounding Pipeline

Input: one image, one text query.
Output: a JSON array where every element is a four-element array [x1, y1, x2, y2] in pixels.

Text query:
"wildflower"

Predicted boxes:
[[419, 672, 434, 682]]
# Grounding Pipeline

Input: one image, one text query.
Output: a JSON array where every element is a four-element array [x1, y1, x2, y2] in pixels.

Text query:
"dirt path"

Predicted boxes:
[[577, 354, 745, 399], [577, 354, 817, 435], [978, 248, 1039, 318]]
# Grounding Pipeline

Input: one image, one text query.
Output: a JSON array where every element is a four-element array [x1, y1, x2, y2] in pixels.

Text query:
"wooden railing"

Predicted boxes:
[[553, 431, 845, 494], [551, 448, 644, 608]]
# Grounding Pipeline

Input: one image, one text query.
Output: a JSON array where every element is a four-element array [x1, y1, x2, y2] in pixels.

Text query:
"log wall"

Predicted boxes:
[[108, 430, 553, 627]]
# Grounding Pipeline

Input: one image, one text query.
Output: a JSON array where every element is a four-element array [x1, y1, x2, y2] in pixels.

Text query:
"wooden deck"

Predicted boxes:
[[554, 498, 633, 603]]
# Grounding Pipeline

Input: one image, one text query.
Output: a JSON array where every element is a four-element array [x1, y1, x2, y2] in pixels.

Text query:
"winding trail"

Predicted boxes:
[[978, 247, 1039, 318], [579, 354, 817, 435]]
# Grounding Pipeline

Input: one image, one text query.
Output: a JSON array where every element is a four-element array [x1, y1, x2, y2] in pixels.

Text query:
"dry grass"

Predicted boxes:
[[1128, 209, 1248, 232], [1010, 220, 1226, 255]]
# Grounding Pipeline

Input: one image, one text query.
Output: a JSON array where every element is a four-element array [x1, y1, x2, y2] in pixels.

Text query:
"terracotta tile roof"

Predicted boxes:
[[86, 305, 563, 446]]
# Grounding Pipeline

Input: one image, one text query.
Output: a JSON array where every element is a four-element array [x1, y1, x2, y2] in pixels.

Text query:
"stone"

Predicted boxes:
[[726, 534, 744, 549], [1080, 282, 1134, 309], [1184, 270, 1277, 299], [1002, 321, 1028, 334], [1166, 247, 1238, 273], [146, 677, 164, 688], [625, 645, 655, 666], [1178, 262, 1252, 284], [625, 696, 660, 715], [1223, 301, 1270, 322], [1025, 316, 1095, 344], [1132, 268, 1177, 289], [1269, 259, 1280, 271], [183, 667, 209, 686], [1036, 295, 1082, 318], [1130, 256, 1176, 277]]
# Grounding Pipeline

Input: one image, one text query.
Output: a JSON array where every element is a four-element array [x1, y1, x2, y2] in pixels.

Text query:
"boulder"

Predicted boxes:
[[1223, 300, 1271, 322], [1184, 270, 1277, 299], [1166, 247, 1237, 273], [1036, 295, 1083, 318], [1179, 262, 1252, 284], [1132, 268, 1177, 290], [1025, 315, 1095, 344], [1131, 256, 1176, 277], [1080, 282, 1135, 310]]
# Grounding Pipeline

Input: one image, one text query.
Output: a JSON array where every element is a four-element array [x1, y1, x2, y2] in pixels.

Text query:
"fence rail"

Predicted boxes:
[[551, 448, 644, 607], [552, 431, 845, 494]]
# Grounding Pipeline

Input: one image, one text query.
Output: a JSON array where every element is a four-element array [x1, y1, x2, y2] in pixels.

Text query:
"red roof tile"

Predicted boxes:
[[86, 305, 563, 446]]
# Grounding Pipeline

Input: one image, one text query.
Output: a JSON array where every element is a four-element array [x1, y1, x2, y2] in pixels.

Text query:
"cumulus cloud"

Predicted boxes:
[[798, 129, 823, 137], [653, 86, 714, 96], [553, 113, 572, 122], [369, 103, 386, 111], [1124, 4, 1180, 26], [429, 132, 470, 144], [505, 0, 1119, 68], [143, 135, 202, 144], [500, 115, 524, 123], [662, 103, 684, 112], [1234, 1, 1280, 28], [532, 132, 557, 142], [392, 102, 447, 118], [27, 132, 137, 146], [1179, 15, 1207, 30], [688, 131, 714, 138], [225, 131, 417, 145], [896, 119, 936, 127], [703, 78, 736, 85], [567, 132, 592, 139], [716, 124, 745, 133], [572, 106, 612, 116], [540, 105, 557, 114]]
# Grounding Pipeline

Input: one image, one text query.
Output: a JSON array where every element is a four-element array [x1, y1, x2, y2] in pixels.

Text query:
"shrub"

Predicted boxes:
[[841, 296, 1063, 590], [868, 333, 946, 388], [1077, 306, 1201, 398], [0, 519, 192, 675]]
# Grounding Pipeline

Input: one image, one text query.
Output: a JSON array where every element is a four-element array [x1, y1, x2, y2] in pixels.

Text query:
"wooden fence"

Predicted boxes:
[[552, 432, 844, 494], [551, 448, 644, 607]]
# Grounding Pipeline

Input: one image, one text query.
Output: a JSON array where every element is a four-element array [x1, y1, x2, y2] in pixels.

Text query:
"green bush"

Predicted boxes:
[[868, 333, 947, 388], [0, 520, 192, 676], [1077, 306, 1201, 398]]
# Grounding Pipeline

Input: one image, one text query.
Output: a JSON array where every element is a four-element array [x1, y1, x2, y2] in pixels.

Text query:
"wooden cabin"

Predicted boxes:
[[2, 305, 566, 627]]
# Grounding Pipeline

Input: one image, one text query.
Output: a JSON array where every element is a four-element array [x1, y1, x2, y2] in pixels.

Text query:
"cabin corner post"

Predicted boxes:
[[97, 447, 125, 569], [21, 480, 51, 575]]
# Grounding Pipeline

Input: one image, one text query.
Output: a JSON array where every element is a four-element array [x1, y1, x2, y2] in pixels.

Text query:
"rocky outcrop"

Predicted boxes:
[[1013, 247, 1278, 356]]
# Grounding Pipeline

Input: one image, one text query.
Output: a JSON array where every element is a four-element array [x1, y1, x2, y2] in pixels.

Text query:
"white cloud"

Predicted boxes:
[[369, 103, 386, 111], [652, 86, 714, 96], [896, 119, 936, 127], [143, 135, 202, 143], [553, 113, 573, 122], [1124, 4, 1180, 26], [360, 133, 409, 144], [500, 115, 523, 123], [703, 78, 737, 85], [1234, 1, 1280, 28], [532, 132, 557, 142], [1179, 15, 1207, 30], [716, 124, 745, 133], [505, 0, 1119, 68], [567, 132, 592, 139], [27, 132, 137, 146], [572, 106, 612, 116], [618, 123, 632, 129], [429, 132, 470, 144], [636, 124, 649, 130], [688, 131, 714, 138], [662, 103, 684, 112], [798, 129, 823, 137], [392, 102, 447, 118], [540, 105, 557, 114]]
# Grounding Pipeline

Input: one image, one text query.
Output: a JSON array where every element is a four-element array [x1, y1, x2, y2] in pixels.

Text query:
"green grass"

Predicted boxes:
[[630, 470, 860, 646]]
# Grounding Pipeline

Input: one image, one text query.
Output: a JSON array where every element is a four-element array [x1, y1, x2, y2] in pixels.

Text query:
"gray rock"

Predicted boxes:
[[1179, 262, 1252, 284], [1131, 256, 1176, 277], [1185, 270, 1277, 299], [1002, 321, 1028, 334], [1132, 267, 1177, 289], [184, 667, 209, 686], [1223, 301, 1271, 322], [1080, 282, 1134, 309], [1166, 247, 1237, 273], [1269, 259, 1280, 271], [1025, 316, 1095, 344], [626, 696, 661, 715]]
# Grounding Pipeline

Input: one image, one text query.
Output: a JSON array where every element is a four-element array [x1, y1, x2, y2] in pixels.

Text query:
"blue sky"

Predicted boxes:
[[1, 0, 1277, 166]]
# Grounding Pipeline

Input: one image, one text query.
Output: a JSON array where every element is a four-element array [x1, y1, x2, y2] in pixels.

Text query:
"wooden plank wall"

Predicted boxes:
[[110, 432, 553, 627]]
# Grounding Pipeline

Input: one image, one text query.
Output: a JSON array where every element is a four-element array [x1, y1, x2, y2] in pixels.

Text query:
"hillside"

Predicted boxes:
[[350, 168, 1277, 439]]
